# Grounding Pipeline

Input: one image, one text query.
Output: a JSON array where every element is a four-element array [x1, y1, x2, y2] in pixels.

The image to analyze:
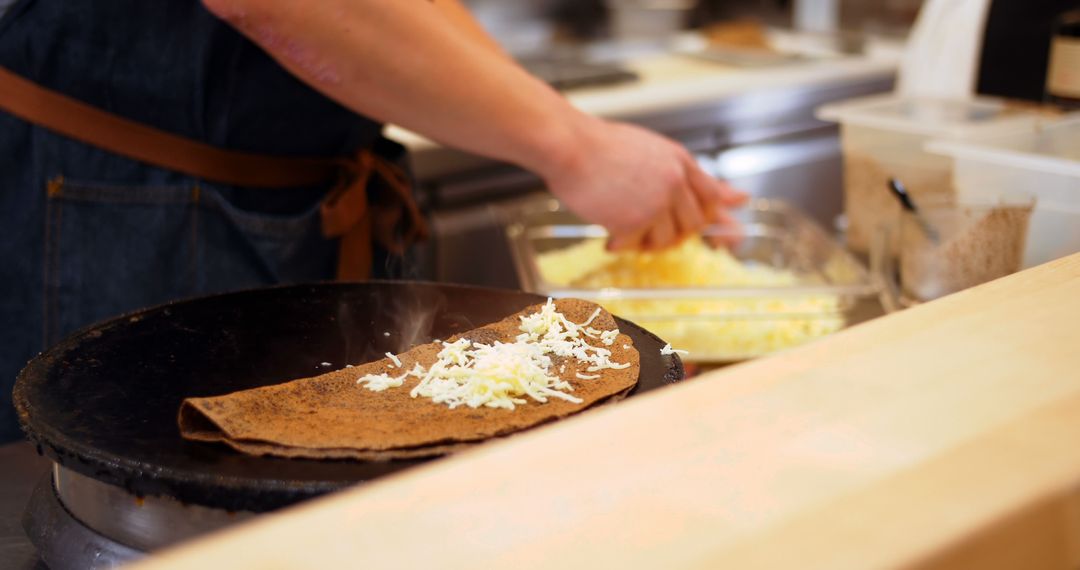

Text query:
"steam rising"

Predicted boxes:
[[335, 281, 476, 367], [392, 284, 443, 353]]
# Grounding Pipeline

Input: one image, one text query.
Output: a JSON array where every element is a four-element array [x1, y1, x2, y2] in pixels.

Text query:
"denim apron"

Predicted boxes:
[[0, 0, 406, 442]]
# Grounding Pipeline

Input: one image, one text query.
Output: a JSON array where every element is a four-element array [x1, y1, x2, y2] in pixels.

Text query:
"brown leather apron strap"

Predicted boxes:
[[0, 65, 428, 280]]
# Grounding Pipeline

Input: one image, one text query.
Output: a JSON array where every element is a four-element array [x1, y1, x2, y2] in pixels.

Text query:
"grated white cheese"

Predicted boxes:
[[386, 352, 402, 368], [355, 299, 630, 410], [357, 363, 425, 392], [660, 343, 690, 356], [356, 372, 405, 391]]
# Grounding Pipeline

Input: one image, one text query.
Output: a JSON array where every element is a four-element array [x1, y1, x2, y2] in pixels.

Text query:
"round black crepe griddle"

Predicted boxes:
[[14, 282, 683, 513]]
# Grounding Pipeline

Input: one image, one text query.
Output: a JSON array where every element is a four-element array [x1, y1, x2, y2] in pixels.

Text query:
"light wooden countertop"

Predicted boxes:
[[132, 253, 1080, 570]]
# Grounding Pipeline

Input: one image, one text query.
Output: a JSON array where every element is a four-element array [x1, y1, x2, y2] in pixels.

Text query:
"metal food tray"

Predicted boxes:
[[504, 197, 879, 362]]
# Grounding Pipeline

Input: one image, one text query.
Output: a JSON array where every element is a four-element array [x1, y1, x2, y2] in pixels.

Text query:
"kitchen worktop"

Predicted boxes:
[[131, 254, 1080, 569]]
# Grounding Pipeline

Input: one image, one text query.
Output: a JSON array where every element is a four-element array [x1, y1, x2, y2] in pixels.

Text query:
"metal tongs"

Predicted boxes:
[[888, 178, 940, 244]]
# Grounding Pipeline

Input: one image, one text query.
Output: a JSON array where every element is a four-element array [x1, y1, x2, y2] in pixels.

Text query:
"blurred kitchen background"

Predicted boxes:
[[404, 0, 922, 286], [400, 0, 1077, 350]]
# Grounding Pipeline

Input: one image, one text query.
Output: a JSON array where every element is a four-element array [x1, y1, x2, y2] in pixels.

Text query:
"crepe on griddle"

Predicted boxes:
[[178, 299, 639, 460]]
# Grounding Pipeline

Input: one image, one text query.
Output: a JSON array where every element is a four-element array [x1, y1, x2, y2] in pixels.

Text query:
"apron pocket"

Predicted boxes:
[[194, 183, 336, 293], [43, 177, 334, 345]]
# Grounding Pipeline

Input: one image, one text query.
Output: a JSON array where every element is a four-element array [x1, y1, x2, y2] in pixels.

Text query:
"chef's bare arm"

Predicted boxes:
[[201, 0, 744, 249], [429, 0, 509, 58]]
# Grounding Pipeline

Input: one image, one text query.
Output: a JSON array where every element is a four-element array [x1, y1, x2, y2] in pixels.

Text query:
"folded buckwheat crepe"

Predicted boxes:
[[179, 299, 639, 460]]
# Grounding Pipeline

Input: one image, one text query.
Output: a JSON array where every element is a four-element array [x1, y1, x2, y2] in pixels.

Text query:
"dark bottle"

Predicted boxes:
[[1046, 8, 1080, 109]]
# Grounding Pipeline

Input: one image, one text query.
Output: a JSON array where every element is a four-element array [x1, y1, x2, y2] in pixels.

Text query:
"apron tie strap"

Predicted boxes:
[[0, 65, 428, 282], [320, 150, 430, 280]]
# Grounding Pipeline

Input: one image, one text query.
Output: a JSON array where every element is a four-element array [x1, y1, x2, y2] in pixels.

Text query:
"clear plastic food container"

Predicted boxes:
[[816, 95, 1044, 253], [927, 113, 1080, 268], [503, 197, 879, 362]]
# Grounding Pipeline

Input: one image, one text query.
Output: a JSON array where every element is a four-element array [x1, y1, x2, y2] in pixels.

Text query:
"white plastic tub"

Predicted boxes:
[[817, 95, 1043, 252], [927, 114, 1080, 268]]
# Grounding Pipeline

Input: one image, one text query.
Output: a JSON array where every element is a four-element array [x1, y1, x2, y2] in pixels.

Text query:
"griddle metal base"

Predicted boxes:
[[23, 472, 142, 570], [24, 463, 259, 569]]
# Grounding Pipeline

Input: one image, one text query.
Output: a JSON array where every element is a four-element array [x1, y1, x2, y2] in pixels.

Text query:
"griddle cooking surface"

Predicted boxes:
[[14, 282, 682, 512]]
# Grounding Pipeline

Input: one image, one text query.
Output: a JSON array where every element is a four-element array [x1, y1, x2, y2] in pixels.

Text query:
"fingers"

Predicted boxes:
[[685, 160, 724, 224], [641, 156, 709, 249], [672, 181, 706, 239], [681, 156, 747, 250], [685, 158, 748, 222], [606, 227, 648, 252], [612, 167, 703, 252], [643, 213, 678, 250], [610, 213, 681, 252], [608, 146, 747, 253], [705, 208, 745, 249], [607, 195, 683, 252], [715, 179, 749, 207]]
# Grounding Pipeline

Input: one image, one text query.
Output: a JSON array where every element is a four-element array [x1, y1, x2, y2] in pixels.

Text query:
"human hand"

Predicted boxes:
[[540, 117, 746, 251]]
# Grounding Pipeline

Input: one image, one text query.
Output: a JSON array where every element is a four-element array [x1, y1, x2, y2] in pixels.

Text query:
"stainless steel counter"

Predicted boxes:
[[0, 442, 49, 569]]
